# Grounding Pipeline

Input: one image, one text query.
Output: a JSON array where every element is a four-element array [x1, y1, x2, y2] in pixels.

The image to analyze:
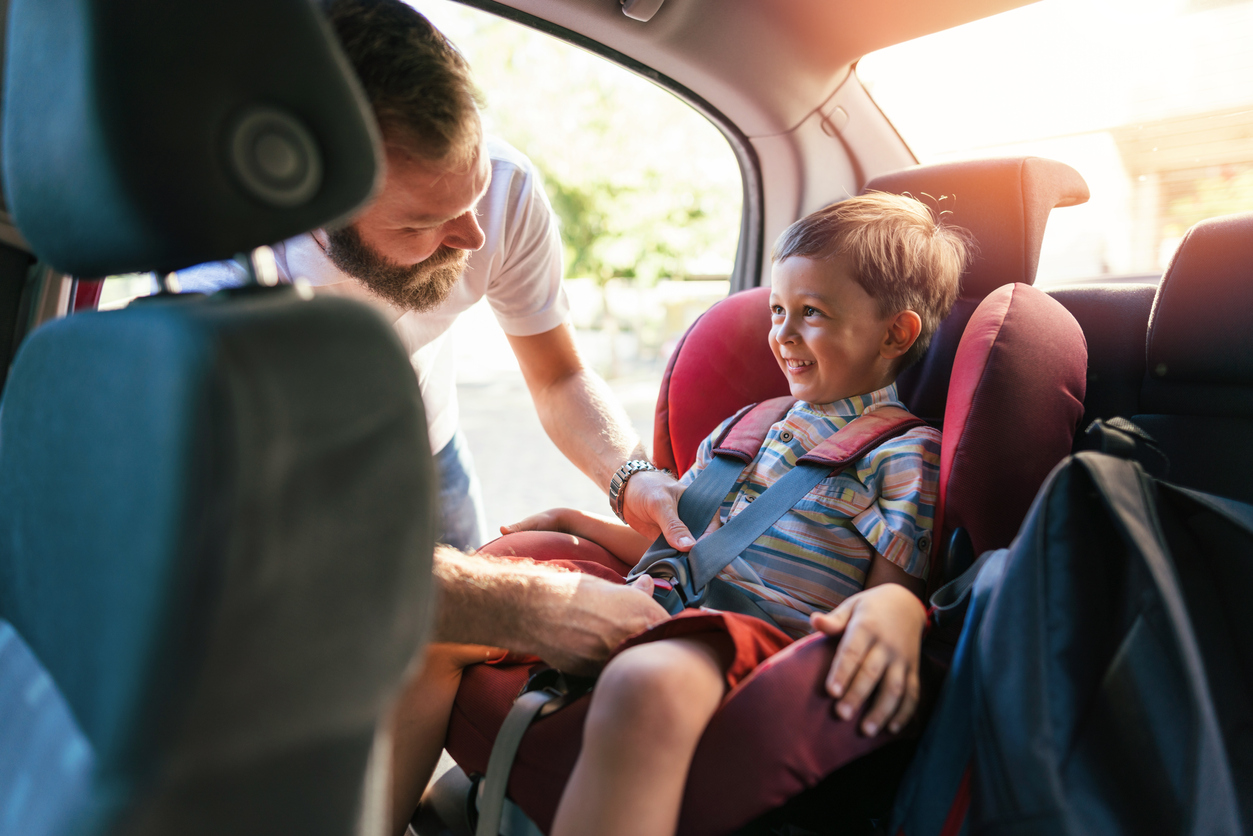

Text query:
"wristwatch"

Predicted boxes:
[[609, 459, 663, 521]]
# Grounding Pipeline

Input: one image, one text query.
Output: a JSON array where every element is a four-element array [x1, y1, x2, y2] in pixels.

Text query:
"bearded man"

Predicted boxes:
[[179, 0, 652, 552]]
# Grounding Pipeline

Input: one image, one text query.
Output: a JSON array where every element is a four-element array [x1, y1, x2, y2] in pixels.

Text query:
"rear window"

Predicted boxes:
[[858, 0, 1253, 285]]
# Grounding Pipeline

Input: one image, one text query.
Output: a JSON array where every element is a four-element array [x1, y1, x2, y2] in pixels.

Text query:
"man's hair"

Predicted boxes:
[[325, 0, 483, 165], [772, 191, 971, 369]]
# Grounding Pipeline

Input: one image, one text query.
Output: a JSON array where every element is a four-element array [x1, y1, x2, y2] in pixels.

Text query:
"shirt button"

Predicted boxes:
[[745, 495, 755, 503], [780, 431, 793, 442]]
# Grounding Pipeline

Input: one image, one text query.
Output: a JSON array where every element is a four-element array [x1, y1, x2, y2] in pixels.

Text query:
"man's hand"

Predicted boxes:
[[810, 583, 927, 736], [432, 548, 667, 676], [620, 469, 695, 551], [528, 574, 666, 675]]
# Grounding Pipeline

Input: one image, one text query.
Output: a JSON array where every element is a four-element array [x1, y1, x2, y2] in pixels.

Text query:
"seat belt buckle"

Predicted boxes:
[[627, 555, 704, 614]]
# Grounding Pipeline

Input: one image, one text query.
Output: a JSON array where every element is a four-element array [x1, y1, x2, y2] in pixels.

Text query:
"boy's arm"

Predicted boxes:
[[810, 552, 927, 736], [501, 507, 653, 563]]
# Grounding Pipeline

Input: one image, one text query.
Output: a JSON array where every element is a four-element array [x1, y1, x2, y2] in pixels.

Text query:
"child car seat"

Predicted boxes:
[[442, 158, 1089, 835], [0, 2, 436, 834]]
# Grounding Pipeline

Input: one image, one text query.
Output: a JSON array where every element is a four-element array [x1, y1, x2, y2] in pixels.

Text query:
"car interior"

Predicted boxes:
[[0, 0, 1249, 835]]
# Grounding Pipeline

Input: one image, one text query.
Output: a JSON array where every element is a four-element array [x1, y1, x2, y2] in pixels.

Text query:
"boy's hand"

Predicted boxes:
[[501, 508, 573, 536], [810, 583, 927, 736]]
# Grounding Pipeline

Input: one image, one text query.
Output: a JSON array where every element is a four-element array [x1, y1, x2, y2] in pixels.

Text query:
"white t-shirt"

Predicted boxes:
[[176, 137, 569, 453]]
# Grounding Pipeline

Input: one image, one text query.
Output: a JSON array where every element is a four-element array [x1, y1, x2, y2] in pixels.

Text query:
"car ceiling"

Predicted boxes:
[[468, 0, 1038, 138]]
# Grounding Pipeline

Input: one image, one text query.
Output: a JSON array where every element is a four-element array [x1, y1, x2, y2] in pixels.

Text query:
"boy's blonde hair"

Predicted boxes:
[[772, 191, 971, 369]]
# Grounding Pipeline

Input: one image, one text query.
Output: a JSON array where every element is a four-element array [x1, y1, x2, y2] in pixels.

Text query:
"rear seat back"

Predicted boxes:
[[1045, 283, 1157, 438], [1132, 212, 1253, 503]]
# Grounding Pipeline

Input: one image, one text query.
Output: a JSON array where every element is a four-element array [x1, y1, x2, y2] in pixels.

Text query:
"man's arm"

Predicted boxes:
[[431, 546, 667, 675], [507, 323, 646, 493]]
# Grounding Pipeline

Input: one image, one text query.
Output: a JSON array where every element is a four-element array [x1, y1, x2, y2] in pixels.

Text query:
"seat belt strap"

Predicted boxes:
[[474, 689, 556, 836], [631, 406, 923, 608], [629, 397, 794, 582]]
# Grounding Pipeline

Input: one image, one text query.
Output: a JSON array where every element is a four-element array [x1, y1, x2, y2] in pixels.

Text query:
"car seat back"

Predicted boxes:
[[0, 290, 437, 836], [1131, 212, 1253, 504], [0, 1, 431, 834]]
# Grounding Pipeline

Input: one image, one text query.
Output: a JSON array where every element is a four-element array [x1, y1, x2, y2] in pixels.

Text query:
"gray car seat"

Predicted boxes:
[[0, 1, 436, 834]]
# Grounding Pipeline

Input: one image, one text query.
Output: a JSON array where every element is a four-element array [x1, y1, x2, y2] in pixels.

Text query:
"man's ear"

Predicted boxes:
[[881, 310, 922, 361]]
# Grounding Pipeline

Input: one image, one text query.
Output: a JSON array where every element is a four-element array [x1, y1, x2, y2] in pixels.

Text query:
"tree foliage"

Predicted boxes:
[[411, 1, 742, 285]]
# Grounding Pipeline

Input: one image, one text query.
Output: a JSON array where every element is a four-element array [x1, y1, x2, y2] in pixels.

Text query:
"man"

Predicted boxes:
[[179, 0, 692, 662], [181, 0, 656, 553]]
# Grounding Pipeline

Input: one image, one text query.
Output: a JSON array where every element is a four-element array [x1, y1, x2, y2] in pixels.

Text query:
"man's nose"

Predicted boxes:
[[442, 211, 486, 252]]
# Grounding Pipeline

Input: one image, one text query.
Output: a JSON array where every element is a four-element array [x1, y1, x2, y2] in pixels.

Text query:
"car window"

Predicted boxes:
[[404, 0, 742, 530], [858, 0, 1253, 285]]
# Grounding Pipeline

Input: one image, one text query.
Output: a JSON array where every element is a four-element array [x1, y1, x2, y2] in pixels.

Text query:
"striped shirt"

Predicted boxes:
[[680, 383, 940, 637]]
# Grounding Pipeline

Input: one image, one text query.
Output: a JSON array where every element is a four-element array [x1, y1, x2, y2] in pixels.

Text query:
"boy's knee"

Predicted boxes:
[[587, 639, 726, 738]]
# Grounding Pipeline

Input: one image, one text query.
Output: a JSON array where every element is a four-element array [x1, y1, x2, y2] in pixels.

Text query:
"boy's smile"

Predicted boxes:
[[769, 255, 915, 405]]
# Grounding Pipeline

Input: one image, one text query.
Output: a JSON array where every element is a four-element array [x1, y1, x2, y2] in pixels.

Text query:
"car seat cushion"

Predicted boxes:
[[653, 287, 789, 474], [940, 283, 1087, 556], [1143, 211, 1253, 414]]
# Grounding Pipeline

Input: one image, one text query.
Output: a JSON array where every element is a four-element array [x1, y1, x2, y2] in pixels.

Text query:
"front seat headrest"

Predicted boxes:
[[2, 0, 382, 277], [865, 156, 1090, 298]]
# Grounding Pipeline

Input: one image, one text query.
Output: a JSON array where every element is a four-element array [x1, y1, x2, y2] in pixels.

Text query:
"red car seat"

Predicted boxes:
[[445, 159, 1089, 835]]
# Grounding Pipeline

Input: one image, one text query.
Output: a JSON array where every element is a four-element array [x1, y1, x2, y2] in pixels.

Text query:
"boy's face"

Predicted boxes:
[[768, 255, 913, 405]]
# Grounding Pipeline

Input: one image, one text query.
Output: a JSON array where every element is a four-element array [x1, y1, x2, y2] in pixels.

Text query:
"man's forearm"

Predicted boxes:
[[430, 546, 668, 674], [431, 546, 565, 652], [532, 368, 647, 493]]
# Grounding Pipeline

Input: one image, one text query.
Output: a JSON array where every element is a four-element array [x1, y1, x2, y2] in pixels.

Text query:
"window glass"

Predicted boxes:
[[404, 2, 744, 528], [858, 0, 1253, 284]]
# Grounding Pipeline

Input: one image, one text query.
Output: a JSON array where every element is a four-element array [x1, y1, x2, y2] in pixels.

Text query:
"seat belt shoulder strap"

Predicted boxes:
[[799, 406, 925, 467], [712, 396, 796, 463]]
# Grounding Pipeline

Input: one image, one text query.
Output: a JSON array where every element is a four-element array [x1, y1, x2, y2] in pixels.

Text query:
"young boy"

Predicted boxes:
[[388, 192, 968, 836]]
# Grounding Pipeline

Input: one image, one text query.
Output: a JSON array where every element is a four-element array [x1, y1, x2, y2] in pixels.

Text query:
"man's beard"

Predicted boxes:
[[324, 224, 468, 312]]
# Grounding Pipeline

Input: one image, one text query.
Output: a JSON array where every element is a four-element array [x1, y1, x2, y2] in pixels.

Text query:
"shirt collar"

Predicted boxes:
[[795, 382, 903, 420]]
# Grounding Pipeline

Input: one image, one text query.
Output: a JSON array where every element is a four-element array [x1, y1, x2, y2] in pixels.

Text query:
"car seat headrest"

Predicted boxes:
[[864, 157, 1090, 298], [939, 283, 1087, 557], [653, 287, 789, 475], [1145, 212, 1253, 399], [2, 0, 381, 277]]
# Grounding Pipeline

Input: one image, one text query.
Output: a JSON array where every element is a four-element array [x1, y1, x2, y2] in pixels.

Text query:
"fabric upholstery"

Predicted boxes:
[[869, 157, 1089, 423], [0, 620, 93, 836], [0, 289, 435, 836], [653, 286, 789, 474], [1143, 212, 1253, 405], [1134, 212, 1253, 503], [2, 0, 380, 276], [939, 283, 1087, 558]]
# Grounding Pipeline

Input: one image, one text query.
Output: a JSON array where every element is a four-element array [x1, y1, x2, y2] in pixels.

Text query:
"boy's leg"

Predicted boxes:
[[388, 642, 506, 836], [549, 636, 731, 836]]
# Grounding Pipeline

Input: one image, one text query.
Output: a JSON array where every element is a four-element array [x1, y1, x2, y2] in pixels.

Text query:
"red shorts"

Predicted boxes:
[[477, 530, 795, 690]]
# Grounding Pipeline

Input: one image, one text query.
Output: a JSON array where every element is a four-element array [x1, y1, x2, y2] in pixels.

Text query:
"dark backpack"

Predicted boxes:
[[890, 448, 1252, 836]]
